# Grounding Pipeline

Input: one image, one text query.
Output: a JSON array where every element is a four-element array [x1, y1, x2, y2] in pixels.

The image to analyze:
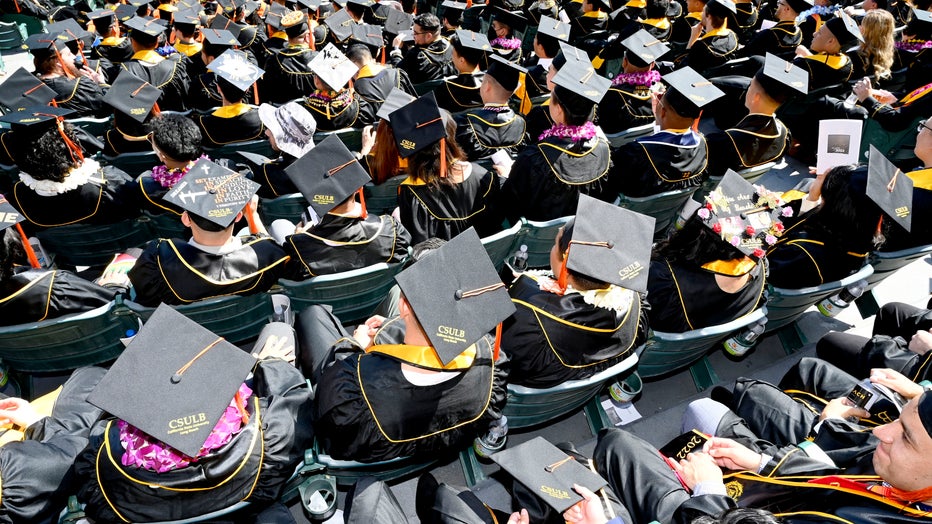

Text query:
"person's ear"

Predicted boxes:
[[233, 211, 244, 223], [181, 211, 192, 228]]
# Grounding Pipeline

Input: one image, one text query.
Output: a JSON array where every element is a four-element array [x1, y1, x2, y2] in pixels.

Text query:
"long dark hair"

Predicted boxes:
[[812, 164, 887, 252], [653, 214, 746, 265], [407, 110, 465, 188], [0, 229, 25, 285]]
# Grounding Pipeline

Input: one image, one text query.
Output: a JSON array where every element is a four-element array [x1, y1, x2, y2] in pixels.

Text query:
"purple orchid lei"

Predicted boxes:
[[306, 89, 353, 105], [491, 37, 521, 50], [538, 121, 598, 142], [612, 69, 661, 87], [150, 154, 209, 189], [895, 39, 932, 52]]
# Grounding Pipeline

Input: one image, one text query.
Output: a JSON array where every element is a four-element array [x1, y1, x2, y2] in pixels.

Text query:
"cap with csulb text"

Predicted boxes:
[[388, 91, 445, 158], [284, 133, 371, 216], [866, 145, 913, 233], [103, 70, 162, 123]]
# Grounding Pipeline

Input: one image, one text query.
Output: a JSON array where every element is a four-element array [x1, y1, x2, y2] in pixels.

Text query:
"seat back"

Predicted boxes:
[[280, 261, 408, 323], [414, 78, 446, 95], [362, 174, 406, 215], [615, 187, 697, 236], [68, 116, 112, 138], [36, 219, 155, 268], [314, 128, 363, 155], [637, 307, 768, 378], [141, 211, 188, 240], [859, 116, 923, 164], [259, 193, 309, 224], [123, 293, 275, 344], [736, 161, 776, 184], [605, 124, 654, 148], [519, 216, 573, 269], [0, 13, 44, 37], [481, 222, 523, 270], [101, 151, 160, 178], [205, 138, 275, 163], [865, 244, 932, 290], [0, 20, 24, 50], [764, 264, 875, 333]]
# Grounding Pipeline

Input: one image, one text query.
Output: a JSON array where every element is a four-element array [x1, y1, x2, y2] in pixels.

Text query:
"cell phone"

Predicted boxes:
[[847, 381, 877, 410]]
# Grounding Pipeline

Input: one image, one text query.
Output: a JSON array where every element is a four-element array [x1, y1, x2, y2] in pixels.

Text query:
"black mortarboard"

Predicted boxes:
[[104, 70, 162, 123], [284, 134, 371, 215], [88, 8, 117, 28], [383, 8, 413, 34], [490, 437, 608, 513], [866, 146, 913, 233], [394, 228, 515, 364], [783, 0, 812, 14], [46, 19, 96, 48], [620, 28, 669, 68], [0, 194, 25, 233], [907, 8, 932, 39], [347, 0, 374, 7], [661, 66, 724, 118], [0, 68, 57, 111], [265, 2, 289, 29], [0, 105, 73, 133], [441, 0, 468, 14], [309, 43, 358, 89], [126, 0, 149, 7], [294, 0, 321, 10], [486, 54, 526, 92], [698, 169, 788, 261], [202, 27, 240, 46], [332, 0, 348, 8], [173, 7, 201, 29], [163, 158, 260, 228], [454, 29, 492, 52], [376, 87, 416, 121], [563, 195, 653, 292], [705, 0, 736, 16], [552, 60, 610, 104], [23, 31, 68, 54], [209, 14, 243, 40], [114, 4, 138, 22], [755, 52, 808, 100], [389, 92, 445, 158], [125, 15, 167, 37], [88, 305, 257, 458], [537, 15, 570, 42], [491, 7, 527, 32], [324, 8, 356, 41], [825, 10, 862, 46], [209, 49, 263, 91], [351, 23, 384, 48]]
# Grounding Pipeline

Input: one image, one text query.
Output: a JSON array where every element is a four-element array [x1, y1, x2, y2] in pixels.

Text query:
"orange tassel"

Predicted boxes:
[[380, 46, 385, 64], [440, 137, 447, 178], [356, 188, 368, 218], [234, 390, 250, 424], [252, 82, 260, 104], [152, 101, 161, 117], [243, 200, 260, 234], [557, 247, 570, 294], [15, 224, 40, 269], [493, 322, 502, 361], [692, 109, 702, 132]]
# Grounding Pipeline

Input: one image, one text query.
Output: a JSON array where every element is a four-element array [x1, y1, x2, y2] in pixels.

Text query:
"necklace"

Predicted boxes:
[[150, 154, 208, 188], [538, 121, 597, 142]]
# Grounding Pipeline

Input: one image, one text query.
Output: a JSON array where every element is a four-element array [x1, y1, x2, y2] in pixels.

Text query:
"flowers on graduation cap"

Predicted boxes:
[[782, 207, 794, 218], [697, 185, 790, 260], [697, 207, 711, 220]]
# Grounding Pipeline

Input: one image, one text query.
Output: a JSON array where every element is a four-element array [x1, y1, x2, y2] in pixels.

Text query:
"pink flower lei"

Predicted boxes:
[[491, 37, 521, 50], [150, 154, 209, 189], [612, 69, 661, 87], [895, 39, 932, 52], [538, 121, 598, 142]]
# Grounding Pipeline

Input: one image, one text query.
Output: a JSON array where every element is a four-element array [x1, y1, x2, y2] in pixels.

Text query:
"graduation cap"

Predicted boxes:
[[537, 15, 570, 42], [209, 14, 243, 39], [551, 60, 610, 104], [104, 70, 162, 123], [0, 194, 25, 233], [454, 29, 492, 52], [351, 23, 384, 48], [0, 105, 74, 133], [705, 0, 736, 17], [46, 19, 96, 48], [783, 0, 812, 14], [0, 68, 57, 112], [173, 7, 201, 30], [825, 10, 862, 46], [697, 169, 789, 262], [755, 52, 808, 100], [87, 8, 117, 29], [281, 9, 309, 38], [866, 145, 912, 233], [265, 2, 289, 30], [557, 195, 654, 292], [383, 8, 413, 35], [125, 15, 167, 38], [347, 0, 374, 8], [209, 49, 263, 92], [294, 0, 321, 10], [389, 91, 445, 158], [553, 41, 590, 70], [490, 437, 608, 513], [202, 27, 240, 46], [394, 228, 515, 364], [324, 8, 356, 41], [163, 158, 261, 228], [284, 133, 371, 216], [660, 66, 723, 119], [440, 0, 468, 17], [309, 43, 359, 90], [486, 54, 526, 92], [907, 8, 932, 39], [490, 7, 527, 32], [620, 29, 669, 68], [23, 31, 69, 55], [87, 305, 257, 458], [114, 4, 138, 22], [375, 87, 416, 121]]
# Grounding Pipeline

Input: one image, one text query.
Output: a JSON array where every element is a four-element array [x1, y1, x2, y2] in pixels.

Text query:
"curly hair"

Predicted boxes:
[[0, 228, 25, 285], [652, 213, 746, 265], [856, 9, 895, 81], [407, 109, 465, 187], [692, 508, 782, 524], [19, 123, 83, 182], [150, 113, 203, 162]]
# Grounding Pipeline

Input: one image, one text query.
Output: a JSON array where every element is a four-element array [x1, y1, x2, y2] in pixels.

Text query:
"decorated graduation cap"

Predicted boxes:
[[202, 27, 240, 46], [696, 169, 790, 262], [324, 8, 356, 41], [557, 194, 654, 293], [88, 305, 257, 458], [163, 158, 260, 228], [491, 437, 608, 513], [825, 10, 862, 46], [210, 49, 263, 93], [265, 2, 289, 30], [104, 70, 162, 123], [394, 228, 515, 365], [389, 91, 446, 160], [865, 145, 913, 233], [620, 28, 670, 68], [284, 133, 371, 216], [755, 53, 808, 102], [125, 15, 167, 39], [281, 9, 310, 38], [705, 0, 736, 17], [660, 66, 724, 119], [0, 67, 57, 112], [490, 6, 528, 32], [551, 59, 611, 104], [537, 15, 571, 42], [486, 54, 526, 92], [376, 87, 416, 121], [309, 43, 358, 89], [383, 8, 414, 35]]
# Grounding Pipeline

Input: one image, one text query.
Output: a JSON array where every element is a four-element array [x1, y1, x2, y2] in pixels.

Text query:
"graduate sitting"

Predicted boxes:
[[792, 10, 859, 90], [194, 49, 267, 148], [677, 0, 739, 76], [434, 30, 489, 114], [522, 16, 570, 99], [454, 55, 528, 161], [300, 44, 375, 131], [246, 101, 318, 198], [597, 29, 668, 135]]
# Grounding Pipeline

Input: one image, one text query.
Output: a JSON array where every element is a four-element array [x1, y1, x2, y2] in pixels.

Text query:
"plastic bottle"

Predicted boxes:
[[817, 280, 868, 317], [28, 237, 49, 268], [723, 318, 768, 357], [473, 416, 508, 458], [513, 245, 528, 272]]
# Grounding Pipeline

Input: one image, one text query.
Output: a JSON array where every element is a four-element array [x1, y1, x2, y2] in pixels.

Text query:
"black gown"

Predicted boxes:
[[398, 164, 504, 244], [102, 112, 152, 157], [501, 273, 648, 388], [283, 213, 411, 279], [523, 101, 554, 144], [260, 44, 318, 104], [128, 236, 290, 306], [119, 50, 191, 112], [738, 20, 801, 60], [433, 72, 485, 113], [117, 170, 185, 217], [42, 75, 109, 118], [502, 134, 613, 222], [596, 79, 654, 134], [246, 154, 298, 198], [454, 105, 527, 160], [353, 64, 418, 110], [0, 269, 116, 326], [194, 104, 267, 147], [678, 29, 739, 75], [91, 36, 134, 65], [391, 38, 457, 85], [704, 113, 789, 178], [522, 60, 549, 99], [610, 128, 709, 198], [793, 52, 852, 90], [300, 90, 373, 131]]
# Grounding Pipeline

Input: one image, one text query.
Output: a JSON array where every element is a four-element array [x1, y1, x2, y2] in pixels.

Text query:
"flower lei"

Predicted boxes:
[[151, 154, 209, 188], [305, 89, 353, 107], [796, 4, 839, 24], [538, 121, 598, 142], [612, 69, 661, 87], [895, 39, 932, 52], [491, 37, 522, 50], [156, 44, 178, 57], [483, 104, 512, 112], [696, 185, 793, 260]]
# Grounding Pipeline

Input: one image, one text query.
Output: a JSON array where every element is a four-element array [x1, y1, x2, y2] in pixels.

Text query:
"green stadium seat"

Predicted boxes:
[[123, 293, 275, 345], [36, 219, 155, 268], [140, 211, 188, 239], [481, 221, 523, 270], [0, 20, 25, 52], [362, 174, 406, 215], [615, 187, 698, 237], [205, 138, 275, 163], [605, 123, 654, 148], [68, 115, 112, 138], [101, 150, 160, 178], [314, 128, 362, 152], [519, 215, 572, 269], [260, 193, 308, 224]]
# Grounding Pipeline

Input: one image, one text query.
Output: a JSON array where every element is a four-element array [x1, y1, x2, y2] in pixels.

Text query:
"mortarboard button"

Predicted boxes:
[[866, 145, 913, 233], [284, 133, 371, 216], [162, 158, 261, 228]]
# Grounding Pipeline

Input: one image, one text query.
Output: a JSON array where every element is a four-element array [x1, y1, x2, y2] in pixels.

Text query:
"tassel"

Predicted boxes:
[[439, 137, 447, 178], [234, 390, 250, 424], [466, 0, 471, 7], [557, 246, 570, 294], [53, 46, 75, 79], [692, 109, 702, 132], [493, 322, 502, 361], [380, 46, 385, 64], [252, 82, 260, 104], [152, 101, 161, 117], [356, 187, 368, 218], [243, 200, 260, 234], [15, 224, 40, 269]]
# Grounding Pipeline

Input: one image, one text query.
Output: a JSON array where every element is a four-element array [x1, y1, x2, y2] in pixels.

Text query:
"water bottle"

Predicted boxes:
[[473, 416, 508, 458], [817, 280, 868, 317], [28, 237, 49, 268], [723, 318, 768, 357], [513, 245, 528, 272]]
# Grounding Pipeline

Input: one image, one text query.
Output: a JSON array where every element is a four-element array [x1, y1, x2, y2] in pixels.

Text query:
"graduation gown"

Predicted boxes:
[[859, 82, 932, 133], [639, 17, 673, 42], [353, 64, 418, 110], [300, 90, 373, 131], [91, 36, 134, 65], [522, 61, 549, 99], [195, 103, 266, 148], [434, 72, 485, 113], [739, 20, 801, 60], [704, 113, 789, 178], [679, 28, 739, 75], [392, 38, 457, 85], [524, 102, 554, 145], [596, 80, 654, 134], [283, 213, 411, 279], [793, 52, 852, 90], [501, 274, 648, 388], [397, 164, 503, 244], [454, 105, 527, 160], [569, 10, 608, 41], [172, 40, 202, 58], [42, 75, 109, 118], [188, 72, 223, 112], [729, 2, 759, 42], [883, 168, 932, 251], [610, 128, 709, 198], [128, 236, 290, 306], [120, 50, 191, 112], [102, 111, 154, 157], [260, 44, 318, 104], [903, 47, 932, 95], [0, 269, 116, 326], [646, 258, 765, 333], [502, 134, 613, 222], [118, 171, 185, 217], [246, 154, 298, 198]]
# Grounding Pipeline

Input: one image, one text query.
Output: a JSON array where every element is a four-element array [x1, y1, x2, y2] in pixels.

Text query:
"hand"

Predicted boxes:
[[852, 77, 873, 102], [908, 330, 932, 355], [674, 452, 723, 490], [0, 397, 43, 428], [254, 334, 296, 364], [392, 34, 403, 48], [808, 170, 827, 201], [795, 45, 812, 57], [353, 323, 375, 349], [507, 509, 529, 524], [704, 437, 762, 471], [562, 484, 608, 524], [820, 397, 869, 422], [492, 163, 511, 178], [871, 368, 924, 399], [360, 125, 376, 156], [78, 66, 103, 83]]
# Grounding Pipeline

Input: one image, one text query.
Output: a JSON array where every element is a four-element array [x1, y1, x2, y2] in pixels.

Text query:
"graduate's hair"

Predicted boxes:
[[150, 112, 202, 162], [856, 9, 895, 81], [414, 13, 441, 32], [368, 119, 404, 184], [691, 508, 782, 524], [556, 218, 610, 290], [217, 76, 248, 103], [551, 85, 596, 126], [0, 229, 25, 285], [812, 164, 888, 252], [407, 109, 465, 187], [202, 41, 229, 59], [652, 213, 746, 265], [645, 0, 671, 19], [703, 4, 728, 27], [535, 32, 561, 58], [346, 2, 366, 19], [450, 33, 485, 65], [188, 212, 233, 233], [443, 8, 463, 26], [20, 123, 83, 183], [346, 43, 373, 65]]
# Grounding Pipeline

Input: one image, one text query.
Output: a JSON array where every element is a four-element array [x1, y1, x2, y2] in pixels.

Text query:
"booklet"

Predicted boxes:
[[816, 119, 863, 174]]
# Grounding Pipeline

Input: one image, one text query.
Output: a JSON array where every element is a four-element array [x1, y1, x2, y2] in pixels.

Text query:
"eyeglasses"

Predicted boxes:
[[919, 119, 932, 134], [412, 30, 434, 36]]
